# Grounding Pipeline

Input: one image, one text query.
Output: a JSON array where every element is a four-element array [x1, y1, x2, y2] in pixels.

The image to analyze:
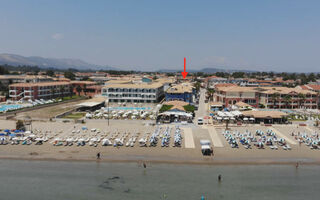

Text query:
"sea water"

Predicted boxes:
[[0, 160, 319, 200]]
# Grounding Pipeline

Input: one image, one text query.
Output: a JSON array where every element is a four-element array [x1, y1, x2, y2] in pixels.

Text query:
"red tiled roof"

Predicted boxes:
[[307, 85, 320, 91]]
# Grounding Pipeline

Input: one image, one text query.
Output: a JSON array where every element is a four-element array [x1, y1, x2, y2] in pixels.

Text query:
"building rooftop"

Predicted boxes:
[[9, 81, 70, 87], [0, 75, 53, 80], [70, 81, 96, 85], [216, 86, 257, 92], [166, 83, 194, 93], [105, 79, 133, 84], [217, 86, 317, 95], [242, 110, 288, 119], [235, 101, 252, 108], [300, 84, 320, 91], [103, 82, 164, 89], [259, 87, 317, 95]]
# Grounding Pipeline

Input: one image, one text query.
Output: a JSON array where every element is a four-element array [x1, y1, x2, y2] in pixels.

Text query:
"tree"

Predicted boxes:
[[271, 93, 280, 109], [60, 85, 65, 97], [46, 70, 55, 77], [0, 66, 9, 75], [297, 93, 306, 109], [16, 120, 25, 130], [308, 73, 316, 82], [50, 87, 56, 99], [194, 82, 201, 92], [76, 85, 82, 96], [207, 88, 215, 101], [283, 95, 292, 109], [69, 84, 74, 97], [159, 105, 173, 112], [83, 84, 87, 96], [183, 105, 195, 113], [64, 71, 75, 80], [232, 72, 245, 78]]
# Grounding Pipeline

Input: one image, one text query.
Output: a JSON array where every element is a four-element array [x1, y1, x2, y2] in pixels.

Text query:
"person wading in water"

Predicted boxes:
[[97, 152, 101, 160]]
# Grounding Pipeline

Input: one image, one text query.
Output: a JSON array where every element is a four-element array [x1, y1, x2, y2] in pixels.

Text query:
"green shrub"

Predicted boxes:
[[183, 105, 195, 113], [159, 105, 173, 112]]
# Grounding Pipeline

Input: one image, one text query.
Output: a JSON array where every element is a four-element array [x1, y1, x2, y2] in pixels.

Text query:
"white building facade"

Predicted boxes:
[[101, 83, 164, 103]]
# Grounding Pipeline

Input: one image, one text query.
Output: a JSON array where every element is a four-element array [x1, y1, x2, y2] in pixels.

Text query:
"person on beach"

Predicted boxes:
[[296, 162, 299, 169], [218, 174, 222, 182], [97, 152, 101, 159]]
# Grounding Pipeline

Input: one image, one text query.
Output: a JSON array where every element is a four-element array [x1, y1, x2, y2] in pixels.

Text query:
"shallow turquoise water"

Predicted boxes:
[[0, 160, 319, 200], [107, 107, 151, 110], [0, 104, 22, 112]]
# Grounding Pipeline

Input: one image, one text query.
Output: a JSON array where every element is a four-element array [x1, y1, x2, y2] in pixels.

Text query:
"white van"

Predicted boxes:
[[197, 117, 204, 125]]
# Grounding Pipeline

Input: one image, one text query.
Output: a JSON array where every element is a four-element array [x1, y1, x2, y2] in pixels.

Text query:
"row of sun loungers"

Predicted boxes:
[[1, 125, 182, 148], [291, 131, 320, 149], [222, 129, 292, 150]]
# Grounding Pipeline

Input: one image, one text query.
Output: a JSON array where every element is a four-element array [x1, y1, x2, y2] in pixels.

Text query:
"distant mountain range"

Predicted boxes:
[[0, 53, 117, 71], [158, 67, 258, 73], [0, 53, 259, 73]]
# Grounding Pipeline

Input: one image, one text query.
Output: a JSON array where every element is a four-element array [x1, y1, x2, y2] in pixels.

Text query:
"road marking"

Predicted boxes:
[[181, 127, 195, 148], [270, 127, 297, 145], [207, 127, 224, 147]]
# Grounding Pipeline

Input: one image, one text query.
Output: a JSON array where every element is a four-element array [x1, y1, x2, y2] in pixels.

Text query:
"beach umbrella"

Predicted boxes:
[[66, 138, 73, 142], [14, 130, 20, 133], [4, 129, 10, 133]]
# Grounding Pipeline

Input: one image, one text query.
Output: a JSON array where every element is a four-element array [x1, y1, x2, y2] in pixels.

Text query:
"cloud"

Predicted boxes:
[[52, 33, 64, 40]]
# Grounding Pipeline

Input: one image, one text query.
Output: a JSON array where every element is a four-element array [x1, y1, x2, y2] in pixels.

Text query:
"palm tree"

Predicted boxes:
[[283, 95, 292, 109], [50, 87, 56, 99], [69, 84, 74, 97], [271, 92, 280, 109], [207, 88, 215, 101], [297, 93, 306, 109], [60, 85, 65, 97], [76, 85, 82, 96], [83, 84, 87, 96]]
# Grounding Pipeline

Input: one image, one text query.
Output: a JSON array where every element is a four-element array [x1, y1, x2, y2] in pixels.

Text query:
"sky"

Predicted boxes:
[[0, 0, 320, 72]]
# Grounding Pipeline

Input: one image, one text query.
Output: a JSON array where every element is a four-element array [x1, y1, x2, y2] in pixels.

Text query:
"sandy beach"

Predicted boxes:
[[1, 119, 320, 165]]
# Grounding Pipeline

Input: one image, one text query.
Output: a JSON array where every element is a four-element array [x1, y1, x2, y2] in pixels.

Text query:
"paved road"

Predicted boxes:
[[194, 88, 208, 122]]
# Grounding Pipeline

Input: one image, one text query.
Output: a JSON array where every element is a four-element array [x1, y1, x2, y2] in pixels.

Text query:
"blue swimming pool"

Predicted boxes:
[[0, 104, 23, 112], [259, 108, 295, 114], [106, 107, 151, 111]]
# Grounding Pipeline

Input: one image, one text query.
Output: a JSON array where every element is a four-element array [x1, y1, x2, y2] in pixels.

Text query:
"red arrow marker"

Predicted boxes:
[[181, 57, 188, 79]]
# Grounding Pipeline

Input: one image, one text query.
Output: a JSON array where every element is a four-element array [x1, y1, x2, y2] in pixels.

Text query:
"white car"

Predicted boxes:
[[197, 117, 204, 125]]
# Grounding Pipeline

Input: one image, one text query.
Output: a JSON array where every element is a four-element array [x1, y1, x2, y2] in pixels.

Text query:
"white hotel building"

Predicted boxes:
[[101, 82, 165, 103]]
